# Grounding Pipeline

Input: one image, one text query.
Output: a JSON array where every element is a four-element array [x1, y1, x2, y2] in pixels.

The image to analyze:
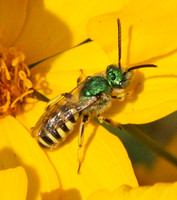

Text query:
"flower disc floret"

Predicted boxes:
[[0, 45, 33, 116]]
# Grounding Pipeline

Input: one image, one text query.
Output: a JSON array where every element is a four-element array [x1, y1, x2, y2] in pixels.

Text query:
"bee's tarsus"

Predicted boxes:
[[62, 92, 73, 99], [77, 163, 81, 174]]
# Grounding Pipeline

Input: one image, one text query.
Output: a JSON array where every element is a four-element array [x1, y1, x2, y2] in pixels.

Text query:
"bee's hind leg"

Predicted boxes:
[[77, 114, 90, 174], [98, 115, 112, 125], [97, 115, 120, 128]]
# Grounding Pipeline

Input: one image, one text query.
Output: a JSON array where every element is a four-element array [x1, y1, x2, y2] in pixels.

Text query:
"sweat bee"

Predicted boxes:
[[32, 19, 157, 173]]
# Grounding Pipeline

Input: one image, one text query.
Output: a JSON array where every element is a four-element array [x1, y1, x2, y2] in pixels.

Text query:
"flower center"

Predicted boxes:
[[0, 45, 33, 116]]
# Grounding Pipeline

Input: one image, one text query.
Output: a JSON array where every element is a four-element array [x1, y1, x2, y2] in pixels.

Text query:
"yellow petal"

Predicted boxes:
[[86, 1, 177, 123], [16, 98, 47, 131], [112, 183, 177, 200], [47, 122, 138, 199], [88, 183, 177, 200], [135, 133, 177, 185], [87, 189, 111, 200], [14, 0, 130, 64], [0, 167, 27, 200], [16, 99, 138, 199], [87, 0, 177, 64], [31, 38, 177, 124], [0, 115, 60, 200], [103, 50, 177, 124], [31, 41, 110, 99], [0, 0, 28, 46]]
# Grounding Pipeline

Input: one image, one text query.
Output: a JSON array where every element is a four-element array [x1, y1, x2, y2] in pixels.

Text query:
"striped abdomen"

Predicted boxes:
[[37, 104, 81, 149]]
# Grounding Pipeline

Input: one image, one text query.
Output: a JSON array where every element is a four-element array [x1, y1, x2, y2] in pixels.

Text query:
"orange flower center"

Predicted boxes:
[[0, 45, 33, 116]]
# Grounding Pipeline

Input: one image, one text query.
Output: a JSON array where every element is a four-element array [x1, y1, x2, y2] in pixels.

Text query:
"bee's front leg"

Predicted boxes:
[[111, 91, 126, 101], [77, 114, 90, 174], [111, 82, 141, 101]]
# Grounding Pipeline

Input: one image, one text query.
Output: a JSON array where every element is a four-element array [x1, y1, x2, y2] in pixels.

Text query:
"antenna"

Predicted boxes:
[[117, 19, 157, 73], [126, 64, 157, 73], [117, 18, 121, 69]]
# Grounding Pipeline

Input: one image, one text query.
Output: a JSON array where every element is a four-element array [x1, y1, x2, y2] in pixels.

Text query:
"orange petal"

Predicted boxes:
[[0, 0, 28, 46], [14, 0, 130, 64], [0, 115, 60, 200], [0, 167, 27, 200]]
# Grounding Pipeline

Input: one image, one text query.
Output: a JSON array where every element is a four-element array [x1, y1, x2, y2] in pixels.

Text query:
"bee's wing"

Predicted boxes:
[[62, 95, 98, 123], [32, 94, 67, 135], [49, 79, 98, 124], [46, 78, 89, 109], [32, 78, 97, 136]]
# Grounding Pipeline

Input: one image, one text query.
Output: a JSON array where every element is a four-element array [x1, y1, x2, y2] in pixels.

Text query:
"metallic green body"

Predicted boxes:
[[79, 76, 111, 100], [79, 75, 112, 114]]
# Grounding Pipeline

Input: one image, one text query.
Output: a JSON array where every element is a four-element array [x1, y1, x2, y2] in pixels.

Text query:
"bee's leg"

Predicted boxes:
[[77, 69, 86, 86], [97, 115, 119, 127], [46, 93, 72, 110], [111, 91, 126, 101], [97, 115, 112, 125], [111, 83, 141, 101], [77, 114, 89, 174]]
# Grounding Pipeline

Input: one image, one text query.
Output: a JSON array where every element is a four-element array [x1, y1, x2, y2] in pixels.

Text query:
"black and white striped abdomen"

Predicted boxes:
[[37, 104, 81, 149]]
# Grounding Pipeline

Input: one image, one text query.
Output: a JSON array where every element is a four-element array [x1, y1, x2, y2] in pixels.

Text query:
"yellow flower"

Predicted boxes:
[[1, 0, 177, 199], [87, 0, 177, 124], [0, 0, 138, 199], [0, 167, 27, 200], [87, 183, 177, 200], [16, 41, 138, 199], [85, 0, 177, 198]]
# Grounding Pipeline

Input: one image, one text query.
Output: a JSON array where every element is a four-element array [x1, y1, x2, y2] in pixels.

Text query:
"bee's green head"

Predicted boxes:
[[106, 64, 157, 89], [106, 65, 132, 89], [106, 19, 157, 90]]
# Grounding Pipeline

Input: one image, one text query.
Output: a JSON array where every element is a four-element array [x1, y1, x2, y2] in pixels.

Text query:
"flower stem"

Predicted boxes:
[[94, 118, 177, 167], [122, 124, 177, 166]]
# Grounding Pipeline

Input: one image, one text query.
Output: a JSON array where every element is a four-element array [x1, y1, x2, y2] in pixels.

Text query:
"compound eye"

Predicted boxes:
[[111, 74, 116, 80]]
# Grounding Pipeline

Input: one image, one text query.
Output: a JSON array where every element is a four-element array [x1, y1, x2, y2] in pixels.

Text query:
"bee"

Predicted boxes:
[[32, 19, 157, 173]]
